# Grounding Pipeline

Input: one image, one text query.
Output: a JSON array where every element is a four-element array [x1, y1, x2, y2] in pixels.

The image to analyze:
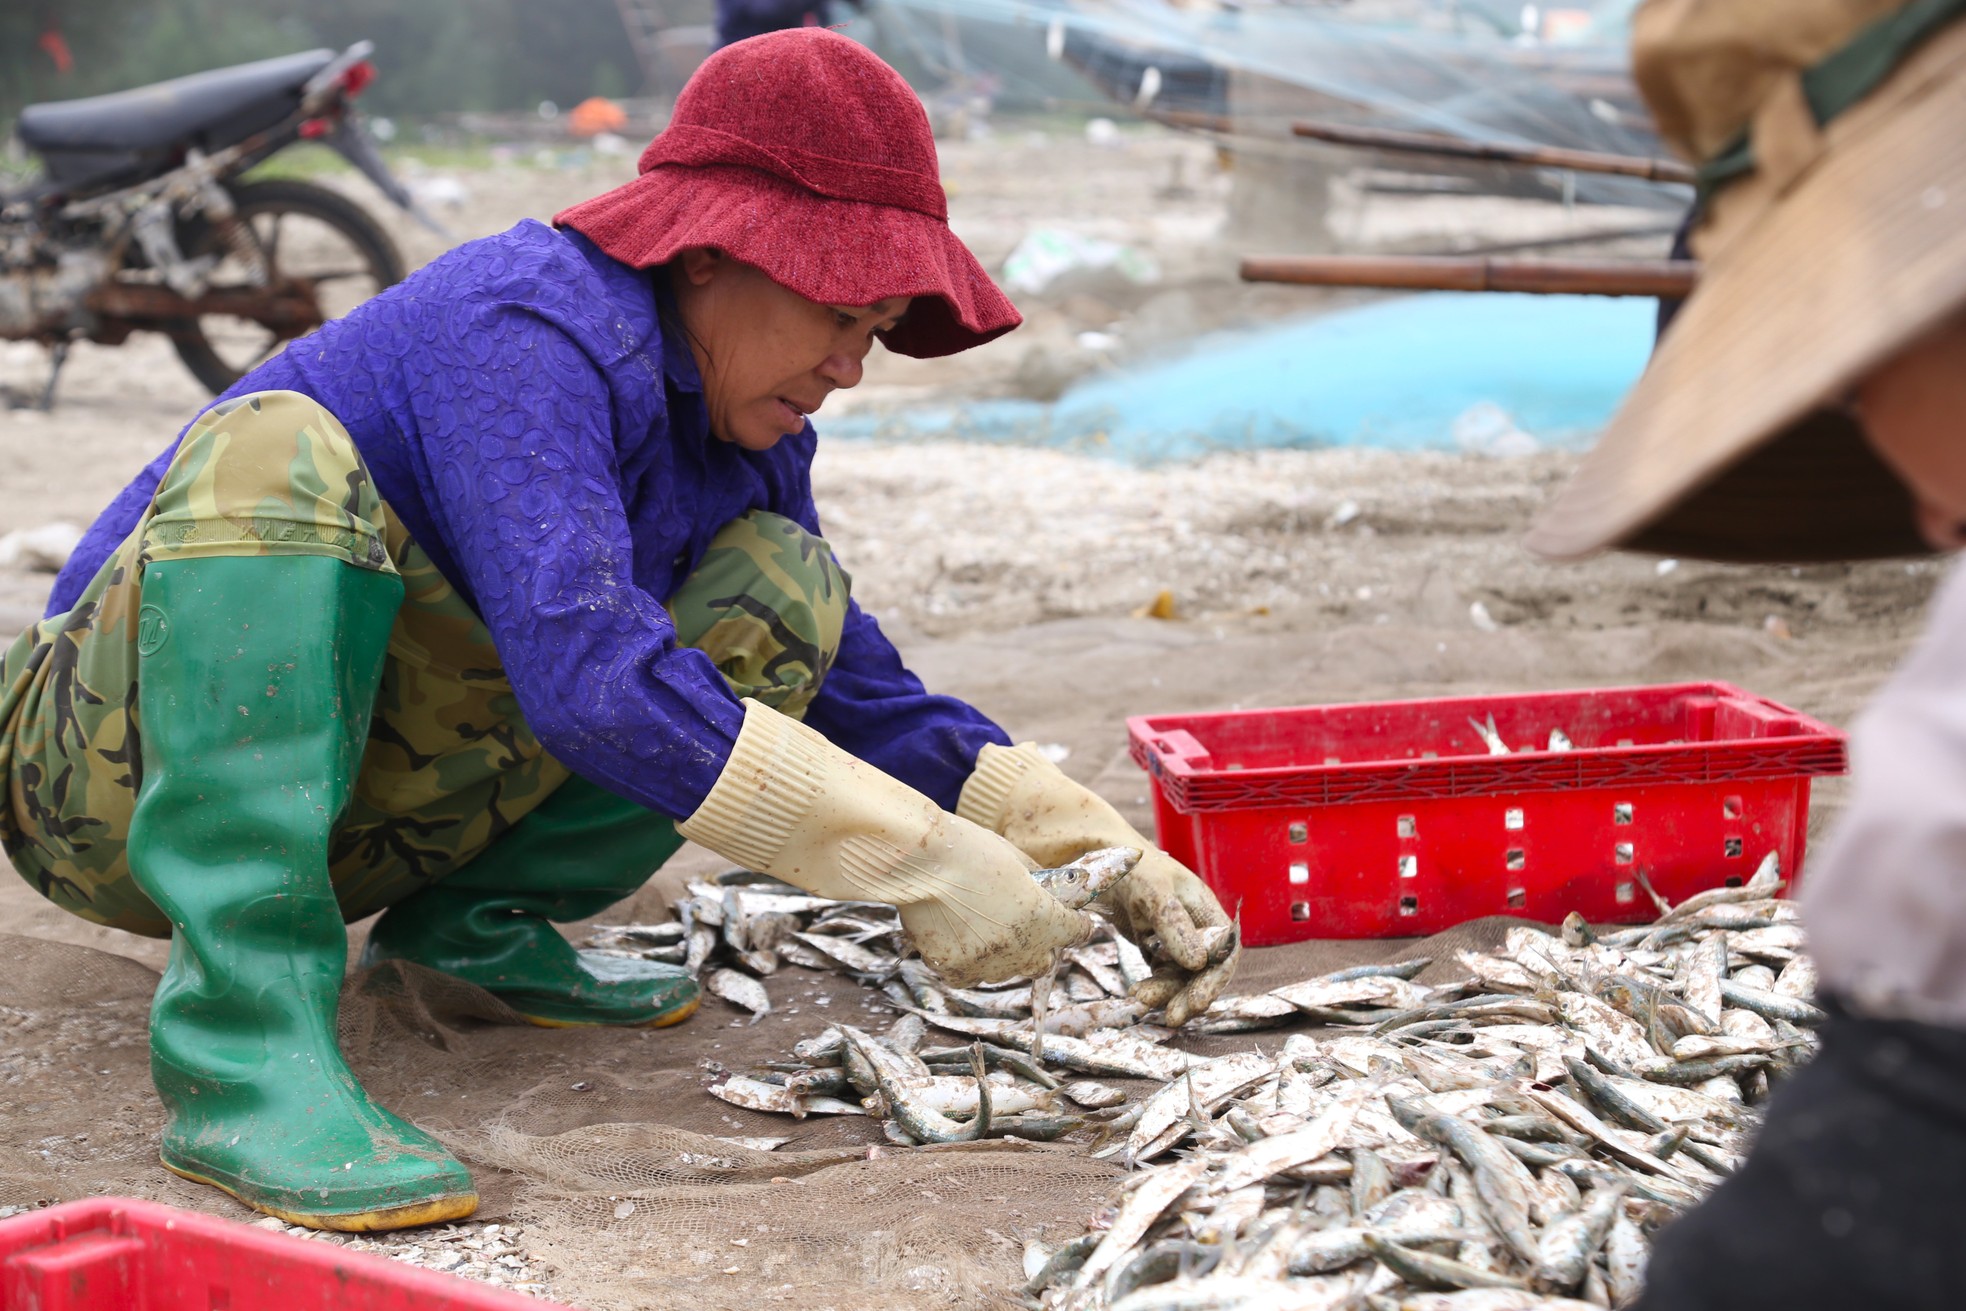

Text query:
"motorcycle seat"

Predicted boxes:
[[17, 49, 336, 157]]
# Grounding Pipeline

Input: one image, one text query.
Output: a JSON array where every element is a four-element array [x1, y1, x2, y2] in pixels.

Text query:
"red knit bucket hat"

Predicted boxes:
[[555, 29, 1020, 359]]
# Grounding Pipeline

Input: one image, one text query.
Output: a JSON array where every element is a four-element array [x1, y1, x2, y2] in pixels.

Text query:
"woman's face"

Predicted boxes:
[[1856, 309, 1966, 550], [671, 248, 910, 451]]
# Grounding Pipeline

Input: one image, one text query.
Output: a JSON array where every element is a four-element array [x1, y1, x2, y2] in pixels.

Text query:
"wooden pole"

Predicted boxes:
[[1239, 254, 1698, 298], [1291, 119, 1696, 185], [1134, 107, 1244, 135]]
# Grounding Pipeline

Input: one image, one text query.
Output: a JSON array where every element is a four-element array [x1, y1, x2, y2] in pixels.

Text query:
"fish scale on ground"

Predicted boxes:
[[584, 845, 1816, 1308]]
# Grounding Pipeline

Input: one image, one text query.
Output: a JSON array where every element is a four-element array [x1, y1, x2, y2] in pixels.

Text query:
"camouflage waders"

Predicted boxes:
[[0, 390, 851, 937]]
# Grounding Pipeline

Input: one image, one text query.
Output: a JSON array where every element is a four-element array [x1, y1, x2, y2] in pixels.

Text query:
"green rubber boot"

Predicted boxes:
[[361, 775, 700, 1028], [129, 555, 477, 1232]]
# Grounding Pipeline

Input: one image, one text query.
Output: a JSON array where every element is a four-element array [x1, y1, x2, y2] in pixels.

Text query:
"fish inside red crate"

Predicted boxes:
[[1126, 682, 1846, 945]]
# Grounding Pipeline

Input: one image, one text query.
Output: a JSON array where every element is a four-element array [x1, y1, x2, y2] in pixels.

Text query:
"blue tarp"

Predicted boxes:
[[829, 293, 1658, 463]]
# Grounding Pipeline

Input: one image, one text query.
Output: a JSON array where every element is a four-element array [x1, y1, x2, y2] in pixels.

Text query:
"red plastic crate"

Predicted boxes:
[[1127, 682, 1846, 946], [0, 1197, 569, 1311]]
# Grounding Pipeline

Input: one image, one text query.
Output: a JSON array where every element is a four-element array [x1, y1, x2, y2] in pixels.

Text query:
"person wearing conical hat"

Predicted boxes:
[[1532, 1, 1966, 1304], [0, 30, 1235, 1232]]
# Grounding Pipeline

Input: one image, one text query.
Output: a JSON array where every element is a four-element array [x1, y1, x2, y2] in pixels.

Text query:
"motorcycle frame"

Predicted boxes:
[[1, 41, 438, 351]]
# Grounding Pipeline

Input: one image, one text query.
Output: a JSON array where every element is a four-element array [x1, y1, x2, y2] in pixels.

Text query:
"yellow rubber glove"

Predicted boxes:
[[957, 742, 1238, 1025], [678, 702, 1096, 986]]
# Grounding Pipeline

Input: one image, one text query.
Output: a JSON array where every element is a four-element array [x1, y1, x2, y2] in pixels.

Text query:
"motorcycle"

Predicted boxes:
[[1, 42, 437, 405]]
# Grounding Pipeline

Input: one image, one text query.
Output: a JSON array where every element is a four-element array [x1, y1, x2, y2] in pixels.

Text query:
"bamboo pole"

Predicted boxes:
[[1142, 108, 1240, 135], [1291, 119, 1696, 185], [1240, 254, 1698, 298]]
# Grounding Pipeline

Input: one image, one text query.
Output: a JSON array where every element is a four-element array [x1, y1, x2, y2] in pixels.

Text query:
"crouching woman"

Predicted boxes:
[[0, 30, 1234, 1232]]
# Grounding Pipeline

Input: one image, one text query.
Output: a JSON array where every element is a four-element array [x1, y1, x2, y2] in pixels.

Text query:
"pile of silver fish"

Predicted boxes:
[[586, 870, 894, 1027], [590, 850, 1819, 1310], [585, 845, 1151, 1033]]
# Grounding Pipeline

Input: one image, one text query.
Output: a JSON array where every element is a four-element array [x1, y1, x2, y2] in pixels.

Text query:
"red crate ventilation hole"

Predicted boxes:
[[1127, 682, 1845, 946], [0, 1197, 570, 1311]]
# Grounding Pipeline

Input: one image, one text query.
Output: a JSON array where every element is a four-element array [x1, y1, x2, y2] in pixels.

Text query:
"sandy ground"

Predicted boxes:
[[0, 123, 1945, 1298]]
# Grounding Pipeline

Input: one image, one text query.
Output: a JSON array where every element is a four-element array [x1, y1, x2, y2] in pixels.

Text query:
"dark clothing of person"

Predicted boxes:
[[716, 0, 823, 49], [1635, 999, 1966, 1311]]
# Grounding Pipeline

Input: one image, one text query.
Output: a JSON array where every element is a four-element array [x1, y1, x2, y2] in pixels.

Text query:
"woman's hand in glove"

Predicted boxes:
[[678, 703, 1095, 986], [957, 742, 1239, 1025], [1104, 847, 1239, 1025]]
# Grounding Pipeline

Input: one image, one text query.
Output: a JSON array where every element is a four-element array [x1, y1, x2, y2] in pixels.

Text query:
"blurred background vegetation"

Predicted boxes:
[[2, 0, 649, 123]]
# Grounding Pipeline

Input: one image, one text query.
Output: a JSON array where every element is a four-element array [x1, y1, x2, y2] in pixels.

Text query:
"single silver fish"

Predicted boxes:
[[1209, 1084, 1375, 1194], [588, 921, 686, 948], [706, 967, 770, 1022], [1392, 1098, 1540, 1265], [1717, 979, 1826, 1027], [1058, 1079, 1129, 1109], [684, 923, 719, 977], [1032, 845, 1142, 910], [1364, 1233, 1529, 1292], [1529, 1185, 1624, 1293], [1603, 1209, 1648, 1305], [705, 1073, 802, 1117], [1127, 1052, 1277, 1164], [1072, 1156, 1213, 1291], [1469, 714, 1511, 756], [1774, 953, 1819, 1000], [838, 1026, 991, 1145]]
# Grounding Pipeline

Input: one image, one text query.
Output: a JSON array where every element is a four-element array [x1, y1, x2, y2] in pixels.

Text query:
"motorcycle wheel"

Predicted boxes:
[[169, 177, 407, 395]]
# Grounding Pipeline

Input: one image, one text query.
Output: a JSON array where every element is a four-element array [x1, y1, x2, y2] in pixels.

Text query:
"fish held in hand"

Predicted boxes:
[[1033, 845, 1142, 910]]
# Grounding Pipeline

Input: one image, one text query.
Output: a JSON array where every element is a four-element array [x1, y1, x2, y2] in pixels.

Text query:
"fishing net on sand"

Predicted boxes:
[[0, 900, 1515, 1310]]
